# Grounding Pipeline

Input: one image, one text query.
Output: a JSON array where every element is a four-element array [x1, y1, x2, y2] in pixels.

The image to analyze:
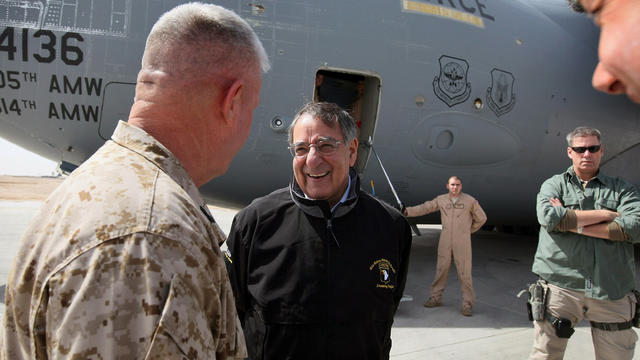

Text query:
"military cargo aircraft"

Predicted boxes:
[[1, 0, 639, 226]]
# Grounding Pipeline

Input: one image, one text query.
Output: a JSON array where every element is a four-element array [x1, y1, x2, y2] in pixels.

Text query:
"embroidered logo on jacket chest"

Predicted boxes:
[[370, 259, 396, 289]]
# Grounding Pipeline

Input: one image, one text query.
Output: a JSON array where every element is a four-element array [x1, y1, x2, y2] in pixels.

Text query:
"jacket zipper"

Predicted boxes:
[[327, 218, 340, 248], [326, 217, 336, 355]]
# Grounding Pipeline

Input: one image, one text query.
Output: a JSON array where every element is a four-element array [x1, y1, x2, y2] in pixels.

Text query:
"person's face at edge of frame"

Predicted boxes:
[[446, 178, 462, 197], [567, 135, 603, 178], [579, 0, 640, 103], [291, 114, 357, 207]]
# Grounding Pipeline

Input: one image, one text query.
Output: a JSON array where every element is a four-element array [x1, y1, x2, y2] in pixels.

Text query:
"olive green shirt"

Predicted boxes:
[[533, 166, 640, 300]]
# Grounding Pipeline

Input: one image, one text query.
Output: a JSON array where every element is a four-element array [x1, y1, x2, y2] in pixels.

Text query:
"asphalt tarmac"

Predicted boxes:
[[1, 177, 639, 359]]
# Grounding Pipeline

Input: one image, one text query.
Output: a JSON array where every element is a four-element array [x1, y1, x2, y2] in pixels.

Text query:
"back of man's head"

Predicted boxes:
[[142, 2, 269, 84], [130, 3, 269, 186]]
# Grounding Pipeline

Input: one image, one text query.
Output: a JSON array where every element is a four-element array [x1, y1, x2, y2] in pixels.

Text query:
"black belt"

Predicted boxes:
[[590, 320, 633, 331], [546, 313, 633, 331]]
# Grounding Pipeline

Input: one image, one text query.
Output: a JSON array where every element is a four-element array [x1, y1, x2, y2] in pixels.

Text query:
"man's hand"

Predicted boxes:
[[600, 209, 621, 222], [549, 198, 563, 207]]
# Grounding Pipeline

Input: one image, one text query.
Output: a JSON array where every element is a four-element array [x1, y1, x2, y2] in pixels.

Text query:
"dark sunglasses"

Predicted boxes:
[[571, 145, 601, 153]]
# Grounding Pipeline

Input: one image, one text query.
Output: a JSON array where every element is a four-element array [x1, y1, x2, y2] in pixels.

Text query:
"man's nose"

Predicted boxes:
[[592, 62, 626, 95], [306, 146, 323, 164]]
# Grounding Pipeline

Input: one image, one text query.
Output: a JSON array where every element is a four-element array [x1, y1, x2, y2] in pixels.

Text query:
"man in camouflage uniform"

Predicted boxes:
[[0, 3, 269, 359]]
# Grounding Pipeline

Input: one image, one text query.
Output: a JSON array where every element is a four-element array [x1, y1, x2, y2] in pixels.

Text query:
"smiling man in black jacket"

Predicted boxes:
[[224, 102, 412, 359]]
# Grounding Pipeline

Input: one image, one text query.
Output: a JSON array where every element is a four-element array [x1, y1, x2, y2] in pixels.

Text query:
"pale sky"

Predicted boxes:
[[0, 137, 58, 176]]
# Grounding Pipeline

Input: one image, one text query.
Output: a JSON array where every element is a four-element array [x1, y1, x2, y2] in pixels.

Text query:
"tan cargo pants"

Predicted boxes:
[[529, 283, 638, 360], [429, 238, 473, 306]]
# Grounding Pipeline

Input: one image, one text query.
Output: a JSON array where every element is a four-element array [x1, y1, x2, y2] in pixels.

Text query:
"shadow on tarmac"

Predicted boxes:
[[394, 227, 640, 329], [393, 228, 537, 329]]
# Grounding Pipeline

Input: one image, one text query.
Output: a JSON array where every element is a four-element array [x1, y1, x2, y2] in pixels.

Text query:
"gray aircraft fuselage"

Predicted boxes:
[[1, 0, 638, 226]]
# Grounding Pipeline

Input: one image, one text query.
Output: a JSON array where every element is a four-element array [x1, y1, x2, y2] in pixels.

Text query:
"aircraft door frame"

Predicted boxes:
[[313, 68, 381, 174]]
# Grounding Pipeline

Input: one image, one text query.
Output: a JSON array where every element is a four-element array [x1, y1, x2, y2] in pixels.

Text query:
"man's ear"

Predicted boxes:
[[348, 138, 358, 166], [221, 80, 243, 126]]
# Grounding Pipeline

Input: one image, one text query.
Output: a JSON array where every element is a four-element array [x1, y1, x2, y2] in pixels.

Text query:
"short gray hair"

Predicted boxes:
[[566, 126, 601, 146], [142, 2, 269, 77], [288, 102, 359, 144], [567, 0, 585, 12]]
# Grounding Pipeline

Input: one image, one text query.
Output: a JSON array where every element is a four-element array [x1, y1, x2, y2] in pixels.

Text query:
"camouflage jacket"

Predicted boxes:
[[1, 121, 246, 359]]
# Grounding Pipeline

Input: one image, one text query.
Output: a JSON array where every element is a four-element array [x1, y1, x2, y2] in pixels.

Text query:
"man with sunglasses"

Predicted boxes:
[[224, 102, 412, 359], [530, 126, 640, 359]]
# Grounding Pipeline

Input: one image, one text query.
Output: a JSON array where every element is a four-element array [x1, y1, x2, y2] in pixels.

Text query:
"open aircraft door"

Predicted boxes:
[[313, 69, 418, 235], [313, 68, 380, 175]]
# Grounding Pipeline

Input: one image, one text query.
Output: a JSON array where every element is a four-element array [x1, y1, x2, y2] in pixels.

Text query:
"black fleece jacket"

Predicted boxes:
[[224, 170, 412, 360]]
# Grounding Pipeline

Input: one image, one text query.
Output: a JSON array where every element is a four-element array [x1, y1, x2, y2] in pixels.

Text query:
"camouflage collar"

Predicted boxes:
[[110, 121, 208, 211]]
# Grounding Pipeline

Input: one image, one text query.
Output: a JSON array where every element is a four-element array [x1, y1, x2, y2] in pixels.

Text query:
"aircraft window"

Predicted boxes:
[[473, 98, 483, 110]]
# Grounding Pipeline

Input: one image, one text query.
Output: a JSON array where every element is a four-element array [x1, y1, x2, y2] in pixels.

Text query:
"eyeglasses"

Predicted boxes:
[[289, 138, 345, 157], [571, 145, 601, 153]]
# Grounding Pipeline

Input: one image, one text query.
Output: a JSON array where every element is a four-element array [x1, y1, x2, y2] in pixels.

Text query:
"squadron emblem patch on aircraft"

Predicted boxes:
[[433, 55, 471, 107], [486, 68, 516, 116]]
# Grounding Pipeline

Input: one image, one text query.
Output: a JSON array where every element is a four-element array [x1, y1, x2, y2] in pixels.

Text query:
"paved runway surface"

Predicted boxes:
[[1, 177, 640, 359]]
